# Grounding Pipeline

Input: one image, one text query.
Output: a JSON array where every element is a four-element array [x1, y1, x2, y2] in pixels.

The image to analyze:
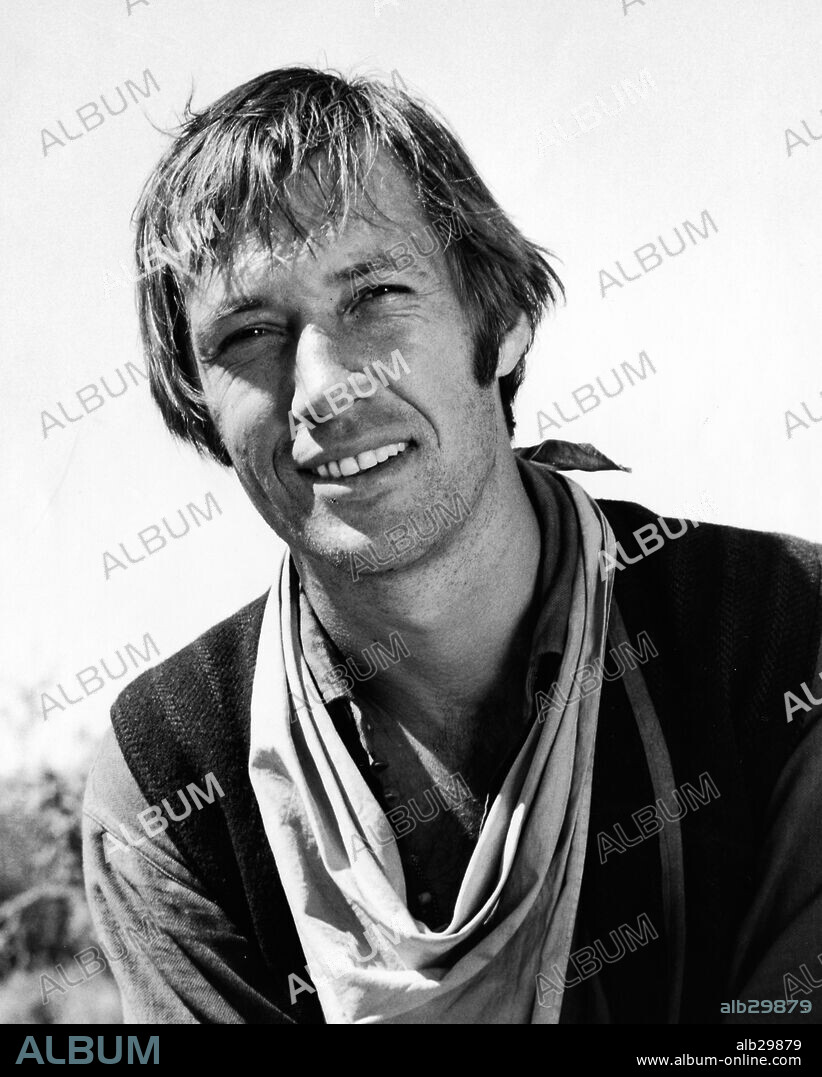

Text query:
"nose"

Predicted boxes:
[[290, 325, 383, 426], [290, 325, 374, 425]]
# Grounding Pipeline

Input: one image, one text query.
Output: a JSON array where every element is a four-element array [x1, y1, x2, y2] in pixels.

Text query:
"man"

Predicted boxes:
[[82, 67, 822, 1025]]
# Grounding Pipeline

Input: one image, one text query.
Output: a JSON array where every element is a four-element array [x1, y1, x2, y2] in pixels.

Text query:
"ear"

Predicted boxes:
[[495, 311, 531, 378]]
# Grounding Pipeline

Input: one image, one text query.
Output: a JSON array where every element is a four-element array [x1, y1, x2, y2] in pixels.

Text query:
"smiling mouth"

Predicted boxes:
[[310, 441, 410, 479]]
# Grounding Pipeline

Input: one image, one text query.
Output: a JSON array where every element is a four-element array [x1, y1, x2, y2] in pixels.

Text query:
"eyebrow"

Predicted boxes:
[[327, 251, 430, 286], [192, 296, 270, 352]]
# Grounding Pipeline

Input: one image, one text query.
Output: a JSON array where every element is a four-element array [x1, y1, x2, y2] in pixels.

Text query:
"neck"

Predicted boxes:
[[295, 450, 543, 734]]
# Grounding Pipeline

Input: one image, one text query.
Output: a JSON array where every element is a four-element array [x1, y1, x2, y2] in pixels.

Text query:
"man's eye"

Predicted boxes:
[[351, 284, 410, 310], [222, 326, 279, 350]]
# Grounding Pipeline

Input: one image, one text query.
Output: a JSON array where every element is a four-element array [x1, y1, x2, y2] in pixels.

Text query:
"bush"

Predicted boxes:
[[0, 762, 122, 1023]]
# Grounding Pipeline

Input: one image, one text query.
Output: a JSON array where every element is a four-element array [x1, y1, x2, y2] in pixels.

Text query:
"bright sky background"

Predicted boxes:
[[2, 0, 821, 773]]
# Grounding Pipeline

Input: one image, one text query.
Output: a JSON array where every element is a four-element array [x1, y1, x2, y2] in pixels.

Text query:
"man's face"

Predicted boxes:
[[186, 153, 514, 577]]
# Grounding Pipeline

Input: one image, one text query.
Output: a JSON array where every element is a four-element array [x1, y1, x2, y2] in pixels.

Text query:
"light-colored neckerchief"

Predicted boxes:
[[248, 474, 616, 1023]]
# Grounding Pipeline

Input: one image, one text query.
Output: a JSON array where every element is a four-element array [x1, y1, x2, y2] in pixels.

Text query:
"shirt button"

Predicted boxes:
[[370, 759, 389, 773], [383, 789, 399, 804]]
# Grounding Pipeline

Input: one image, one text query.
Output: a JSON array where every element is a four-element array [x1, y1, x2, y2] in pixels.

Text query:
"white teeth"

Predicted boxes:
[[355, 449, 380, 471], [312, 440, 409, 478]]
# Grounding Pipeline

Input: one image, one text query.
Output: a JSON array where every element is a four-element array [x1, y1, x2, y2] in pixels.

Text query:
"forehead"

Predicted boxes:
[[184, 153, 435, 308]]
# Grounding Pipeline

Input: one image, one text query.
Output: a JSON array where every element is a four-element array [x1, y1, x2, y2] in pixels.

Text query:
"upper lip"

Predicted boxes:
[[295, 436, 413, 471]]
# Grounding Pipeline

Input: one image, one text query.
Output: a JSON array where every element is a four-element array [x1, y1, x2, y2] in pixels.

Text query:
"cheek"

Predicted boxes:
[[199, 354, 292, 434], [207, 380, 283, 464], [415, 332, 481, 411]]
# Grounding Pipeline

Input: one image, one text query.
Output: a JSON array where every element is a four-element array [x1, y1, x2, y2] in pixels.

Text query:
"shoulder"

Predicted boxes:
[[113, 590, 269, 720], [598, 497, 822, 794], [108, 590, 271, 819], [597, 496, 822, 681], [598, 496, 822, 572], [597, 497, 822, 642]]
